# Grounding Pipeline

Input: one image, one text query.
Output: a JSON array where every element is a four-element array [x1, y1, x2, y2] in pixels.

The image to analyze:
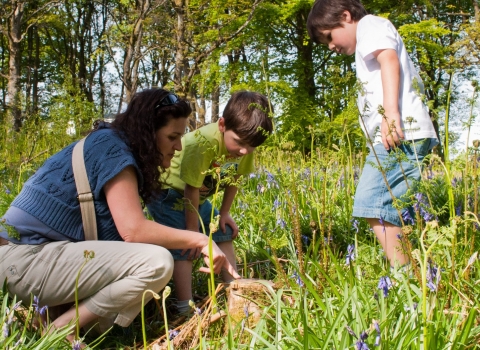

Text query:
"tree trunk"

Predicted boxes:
[[211, 84, 220, 122], [7, 0, 25, 132], [474, 0, 480, 22], [123, 0, 151, 103]]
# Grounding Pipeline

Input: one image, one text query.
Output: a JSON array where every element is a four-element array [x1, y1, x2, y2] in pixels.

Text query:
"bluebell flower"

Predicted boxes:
[[356, 330, 370, 350], [373, 320, 381, 346], [72, 340, 82, 350], [351, 219, 359, 233], [265, 171, 278, 188], [32, 295, 48, 319], [404, 302, 418, 312], [291, 271, 304, 287], [273, 198, 281, 209], [345, 244, 355, 265], [455, 203, 462, 216], [276, 218, 286, 229], [243, 305, 249, 318], [3, 323, 9, 338], [346, 325, 370, 350], [301, 235, 310, 245], [414, 193, 434, 222], [377, 276, 393, 297], [379, 217, 386, 234], [402, 210, 414, 225], [169, 329, 179, 340], [426, 262, 440, 292], [5, 188, 10, 195]]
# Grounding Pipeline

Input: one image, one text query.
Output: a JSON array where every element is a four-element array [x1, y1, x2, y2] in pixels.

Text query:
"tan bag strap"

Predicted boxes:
[[72, 137, 98, 240]]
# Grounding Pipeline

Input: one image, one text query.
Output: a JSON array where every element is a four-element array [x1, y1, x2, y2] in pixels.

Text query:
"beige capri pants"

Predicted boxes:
[[0, 240, 173, 327]]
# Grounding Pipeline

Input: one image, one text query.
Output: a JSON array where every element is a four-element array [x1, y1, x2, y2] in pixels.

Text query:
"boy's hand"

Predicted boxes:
[[220, 213, 239, 239], [199, 242, 241, 278], [381, 112, 404, 150], [375, 48, 404, 150], [180, 247, 202, 260]]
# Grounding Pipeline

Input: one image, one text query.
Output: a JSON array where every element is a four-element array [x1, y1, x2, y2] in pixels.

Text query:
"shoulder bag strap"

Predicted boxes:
[[72, 137, 98, 240]]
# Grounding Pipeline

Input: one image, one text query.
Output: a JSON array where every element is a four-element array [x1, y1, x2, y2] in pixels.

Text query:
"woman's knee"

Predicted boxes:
[[142, 245, 174, 290]]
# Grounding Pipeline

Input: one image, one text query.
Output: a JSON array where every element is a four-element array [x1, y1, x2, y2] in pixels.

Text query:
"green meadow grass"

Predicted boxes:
[[1, 121, 479, 349]]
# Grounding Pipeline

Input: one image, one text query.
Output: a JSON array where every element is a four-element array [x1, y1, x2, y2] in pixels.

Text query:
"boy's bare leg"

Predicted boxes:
[[217, 241, 238, 282], [174, 242, 237, 313], [173, 260, 194, 302], [367, 218, 409, 267]]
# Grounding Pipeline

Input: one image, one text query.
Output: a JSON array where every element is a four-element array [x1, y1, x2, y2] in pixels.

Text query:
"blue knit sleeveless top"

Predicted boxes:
[[10, 126, 141, 241]]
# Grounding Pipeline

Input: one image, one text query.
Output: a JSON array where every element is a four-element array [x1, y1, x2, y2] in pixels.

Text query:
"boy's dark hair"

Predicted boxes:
[[222, 91, 273, 147], [307, 0, 367, 44]]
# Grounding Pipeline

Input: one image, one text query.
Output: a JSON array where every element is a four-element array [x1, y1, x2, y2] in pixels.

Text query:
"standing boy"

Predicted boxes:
[[147, 91, 273, 314], [307, 0, 438, 267]]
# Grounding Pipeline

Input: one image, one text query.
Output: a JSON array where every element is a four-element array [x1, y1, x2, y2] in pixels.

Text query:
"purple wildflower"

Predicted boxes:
[[302, 235, 310, 245], [426, 262, 440, 292], [346, 244, 355, 265], [402, 210, 414, 225], [356, 330, 370, 350], [379, 217, 386, 234], [2, 323, 8, 338], [404, 302, 418, 312], [32, 295, 48, 319], [455, 203, 462, 216], [373, 320, 381, 346], [72, 340, 82, 350], [352, 219, 359, 233], [169, 329, 179, 340], [276, 218, 286, 229], [377, 276, 393, 297], [413, 193, 434, 222], [5, 188, 10, 195], [291, 272, 304, 287], [243, 305, 249, 318], [273, 198, 281, 209]]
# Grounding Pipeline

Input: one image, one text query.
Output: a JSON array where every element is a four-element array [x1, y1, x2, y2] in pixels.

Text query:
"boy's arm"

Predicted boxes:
[[183, 183, 202, 259], [374, 48, 405, 150], [219, 175, 240, 239], [184, 183, 200, 232]]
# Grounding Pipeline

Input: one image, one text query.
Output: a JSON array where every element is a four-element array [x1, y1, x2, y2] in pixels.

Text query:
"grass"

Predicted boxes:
[[1, 117, 480, 349]]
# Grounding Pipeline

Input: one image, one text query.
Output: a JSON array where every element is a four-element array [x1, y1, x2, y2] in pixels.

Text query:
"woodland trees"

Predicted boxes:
[[0, 0, 479, 152]]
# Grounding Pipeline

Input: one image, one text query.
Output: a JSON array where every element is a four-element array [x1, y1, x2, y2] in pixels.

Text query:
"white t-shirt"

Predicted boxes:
[[355, 15, 438, 146]]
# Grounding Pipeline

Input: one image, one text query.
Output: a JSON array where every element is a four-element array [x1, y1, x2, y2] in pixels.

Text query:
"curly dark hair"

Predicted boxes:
[[109, 88, 191, 203]]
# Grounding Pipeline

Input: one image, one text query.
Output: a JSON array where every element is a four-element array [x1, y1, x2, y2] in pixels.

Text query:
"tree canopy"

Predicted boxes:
[[0, 0, 479, 152]]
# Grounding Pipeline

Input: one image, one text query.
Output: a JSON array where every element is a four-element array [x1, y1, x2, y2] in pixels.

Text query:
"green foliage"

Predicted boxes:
[[0, 287, 74, 349]]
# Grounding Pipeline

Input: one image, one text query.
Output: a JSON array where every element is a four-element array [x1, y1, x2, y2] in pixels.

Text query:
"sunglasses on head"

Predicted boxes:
[[155, 93, 180, 109]]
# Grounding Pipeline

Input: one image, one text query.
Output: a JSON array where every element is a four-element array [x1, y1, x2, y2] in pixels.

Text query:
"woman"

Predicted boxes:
[[0, 88, 239, 342]]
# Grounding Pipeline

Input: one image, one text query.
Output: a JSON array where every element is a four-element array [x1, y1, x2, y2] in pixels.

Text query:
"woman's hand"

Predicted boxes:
[[198, 242, 240, 278]]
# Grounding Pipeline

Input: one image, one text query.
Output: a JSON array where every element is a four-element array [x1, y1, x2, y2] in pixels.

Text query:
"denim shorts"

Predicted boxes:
[[353, 139, 435, 227], [146, 189, 233, 260]]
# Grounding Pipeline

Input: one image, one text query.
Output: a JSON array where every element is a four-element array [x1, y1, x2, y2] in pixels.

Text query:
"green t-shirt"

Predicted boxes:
[[162, 121, 254, 200]]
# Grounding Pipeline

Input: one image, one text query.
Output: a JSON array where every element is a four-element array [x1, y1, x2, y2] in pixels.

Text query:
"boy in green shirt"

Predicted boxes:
[[147, 91, 273, 314]]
